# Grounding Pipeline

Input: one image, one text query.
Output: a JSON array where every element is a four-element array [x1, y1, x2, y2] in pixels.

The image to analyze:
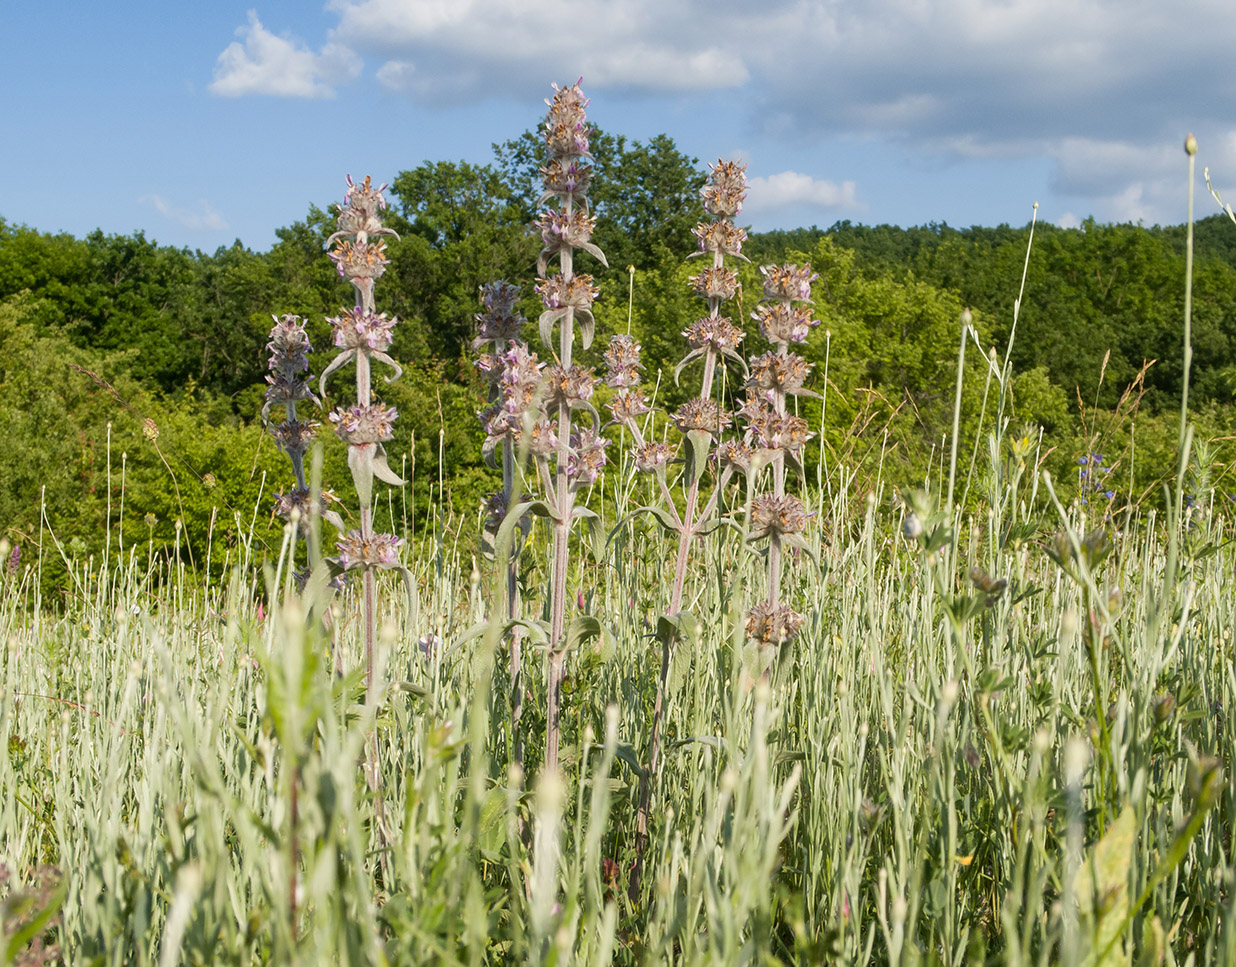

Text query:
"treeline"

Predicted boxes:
[[3, 126, 1235, 597]]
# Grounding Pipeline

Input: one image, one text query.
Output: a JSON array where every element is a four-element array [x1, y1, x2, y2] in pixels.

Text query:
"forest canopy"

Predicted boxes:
[[3, 126, 1235, 596]]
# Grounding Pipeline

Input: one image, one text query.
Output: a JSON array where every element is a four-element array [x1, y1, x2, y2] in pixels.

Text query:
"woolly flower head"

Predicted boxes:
[[684, 316, 744, 353], [536, 274, 598, 311], [330, 403, 397, 445], [694, 219, 747, 258], [544, 80, 590, 158], [746, 602, 804, 647], [761, 263, 817, 302], [603, 334, 643, 388], [689, 266, 740, 302], [267, 314, 313, 373], [750, 494, 811, 539], [753, 302, 817, 344], [335, 174, 389, 238], [337, 530, 403, 570], [329, 239, 390, 282], [701, 159, 748, 217], [329, 307, 397, 353]]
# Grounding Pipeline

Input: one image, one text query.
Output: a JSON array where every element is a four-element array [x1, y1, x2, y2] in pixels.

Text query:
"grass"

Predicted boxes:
[[0, 417, 1232, 964], [0, 133, 1231, 967]]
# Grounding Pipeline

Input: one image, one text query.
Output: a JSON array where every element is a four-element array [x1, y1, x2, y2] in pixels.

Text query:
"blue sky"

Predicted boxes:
[[8, 0, 1236, 253]]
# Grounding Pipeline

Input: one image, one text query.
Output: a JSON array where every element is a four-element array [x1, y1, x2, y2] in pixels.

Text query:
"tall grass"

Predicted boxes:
[[1, 417, 1231, 964], [1, 133, 1231, 967]]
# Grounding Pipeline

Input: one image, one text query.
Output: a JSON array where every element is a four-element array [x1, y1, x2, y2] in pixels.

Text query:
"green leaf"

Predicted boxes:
[[614, 743, 647, 779], [673, 348, 706, 386], [477, 787, 508, 859], [1074, 805, 1136, 967], [683, 429, 713, 486], [667, 637, 693, 697], [563, 615, 615, 664], [779, 532, 819, 562], [494, 499, 558, 561], [656, 611, 700, 648], [608, 505, 682, 542], [3, 872, 67, 963], [570, 505, 604, 562]]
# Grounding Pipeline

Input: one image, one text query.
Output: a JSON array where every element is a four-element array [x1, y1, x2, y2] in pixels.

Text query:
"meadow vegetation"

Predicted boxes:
[[0, 86, 1233, 965]]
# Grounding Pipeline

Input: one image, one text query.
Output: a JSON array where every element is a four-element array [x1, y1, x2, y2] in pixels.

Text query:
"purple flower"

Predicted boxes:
[[760, 263, 817, 302], [330, 404, 398, 445], [328, 307, 397, 353], [336, 530, 403, 570]]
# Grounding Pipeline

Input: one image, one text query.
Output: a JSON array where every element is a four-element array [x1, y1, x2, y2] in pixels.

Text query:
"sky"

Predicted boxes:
[[8, 0, 1236, 253]]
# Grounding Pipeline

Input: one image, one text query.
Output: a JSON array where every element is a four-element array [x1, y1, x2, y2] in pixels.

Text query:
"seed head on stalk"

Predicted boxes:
[[739, 261, 821, 651], [618, 157, 752, 900], [535, 80, 608, 775], [319, 175, 412, 836]]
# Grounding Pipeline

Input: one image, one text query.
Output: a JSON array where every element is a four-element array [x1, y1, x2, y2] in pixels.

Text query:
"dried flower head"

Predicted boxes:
[[142, 418, 159, 442], [689, 266, 740, 302], [683, 316, 744, 353], [700, 159, 748, 217], [761, 263, 817, 302], [330, 403, 398, 445], [750, 494, 811, 539], [752, 301, 818, 344], [746, 602, 805, 647], [747, 352, 812, 393], [672, 398, 732, 436], [337, 530, 403, 570]]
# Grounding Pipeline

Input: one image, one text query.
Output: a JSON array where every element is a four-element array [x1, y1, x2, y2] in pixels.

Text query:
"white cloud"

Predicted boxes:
[[746, 171, 864, 216], [140, 195, 229, 233], [208, 0, 1236, 225], [329, 0, 747, 100], [210, 11, 360, 99], [1055, 211, 1081, 230]]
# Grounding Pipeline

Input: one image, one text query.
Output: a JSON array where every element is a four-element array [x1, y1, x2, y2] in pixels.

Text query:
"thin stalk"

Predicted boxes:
[[546, 233, 575, 774], [946, 310, 970, 519]]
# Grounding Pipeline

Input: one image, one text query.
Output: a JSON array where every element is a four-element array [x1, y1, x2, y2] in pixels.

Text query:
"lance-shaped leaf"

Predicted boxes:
[[318, 348, 357, 398], [538, 307, 569, 350], [571, 505, 604, 561], [577, 307, 595, 349], [371, 443, 404, 486], [656, 610, 700, 648], [608, 505, 683, 542], [673, 348, 708, 386], [683, 428, 714, 487], [494, 498, 559, 561], [562, 614, 616, 663], [372, 351, 403, 383]]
